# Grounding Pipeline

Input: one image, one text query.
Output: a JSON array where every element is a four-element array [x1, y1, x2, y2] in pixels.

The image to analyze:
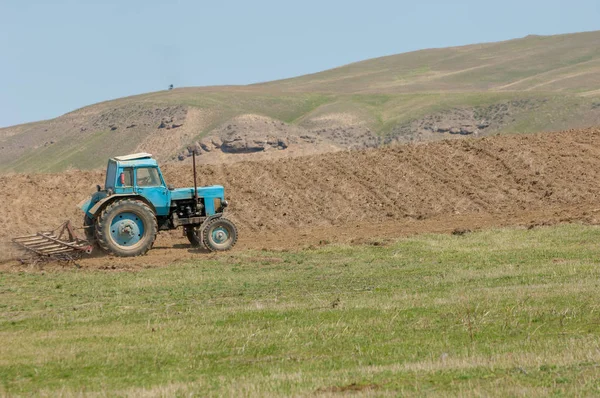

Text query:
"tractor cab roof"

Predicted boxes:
[[113, 152, 153, 161], [111, 153, 158, 168]]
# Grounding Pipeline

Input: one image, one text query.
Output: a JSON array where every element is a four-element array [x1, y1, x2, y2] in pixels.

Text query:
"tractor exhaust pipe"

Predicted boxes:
[[192, 150, 199, 210]]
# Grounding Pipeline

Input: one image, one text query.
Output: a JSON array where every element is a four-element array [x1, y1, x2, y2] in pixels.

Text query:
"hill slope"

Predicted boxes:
[[2, 31, 600, 172], [260, 31, 600, 94]]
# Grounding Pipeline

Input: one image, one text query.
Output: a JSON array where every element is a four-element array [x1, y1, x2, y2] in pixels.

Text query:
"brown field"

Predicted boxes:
[[2, 126, 600, 268]]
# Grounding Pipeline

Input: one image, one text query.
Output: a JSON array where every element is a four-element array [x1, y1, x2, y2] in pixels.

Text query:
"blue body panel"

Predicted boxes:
[[171, 186, 225, 215], [136, 186, 170, 216], [79, 191, 108, 216], [79, 156, 226, 218]]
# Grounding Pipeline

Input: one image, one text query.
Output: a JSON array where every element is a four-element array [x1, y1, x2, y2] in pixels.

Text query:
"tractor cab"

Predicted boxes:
[[82, 153, 171, 217], [105, 153, 164, 193], [105, 153, 171, 216]]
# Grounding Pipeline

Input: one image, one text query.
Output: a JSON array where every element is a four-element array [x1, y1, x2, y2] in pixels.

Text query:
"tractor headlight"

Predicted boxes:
[[222, 200, 229, 208]]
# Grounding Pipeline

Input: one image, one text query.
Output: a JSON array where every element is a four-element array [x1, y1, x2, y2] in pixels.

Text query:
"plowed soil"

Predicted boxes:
[[3, 127, 600, 269]]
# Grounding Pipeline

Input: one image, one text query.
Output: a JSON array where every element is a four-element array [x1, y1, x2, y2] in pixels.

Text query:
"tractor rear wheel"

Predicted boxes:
[[202, 218, 238, 252], [95, 199, 157, 257]]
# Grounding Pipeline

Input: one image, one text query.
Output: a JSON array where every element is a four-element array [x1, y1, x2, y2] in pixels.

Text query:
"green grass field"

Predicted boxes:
[[2, 224, 600, 396]]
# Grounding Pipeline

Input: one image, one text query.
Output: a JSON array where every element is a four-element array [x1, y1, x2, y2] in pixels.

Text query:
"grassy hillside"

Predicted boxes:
[[260, 31, 600, 94], [2, 224, 600, 396], [2, 31, 600, 172]]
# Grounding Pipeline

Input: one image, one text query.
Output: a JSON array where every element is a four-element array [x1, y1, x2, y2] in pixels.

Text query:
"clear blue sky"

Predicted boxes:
[[1, 0, 599, 127]]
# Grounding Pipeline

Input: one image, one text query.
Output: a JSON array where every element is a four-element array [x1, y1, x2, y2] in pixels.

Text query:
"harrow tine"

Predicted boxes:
[[27, 243, 63, 250], [14, 236, 58, 243], [42, 248, 77, 255], [12, 220, 93, 259]]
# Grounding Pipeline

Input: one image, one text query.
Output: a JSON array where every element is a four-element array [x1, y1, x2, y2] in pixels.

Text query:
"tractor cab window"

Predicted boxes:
[[105, 160, 117, 189], [136, 167, 161, 187], [118, 168, 133, 187]]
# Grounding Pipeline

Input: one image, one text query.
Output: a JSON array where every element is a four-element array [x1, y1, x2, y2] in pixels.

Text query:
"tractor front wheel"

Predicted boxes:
[[202, 218, 238, 252], [95, 199, 157, 257]]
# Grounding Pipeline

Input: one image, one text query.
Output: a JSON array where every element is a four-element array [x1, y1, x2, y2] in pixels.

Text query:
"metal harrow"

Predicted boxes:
[[12, 220, 93, 258]]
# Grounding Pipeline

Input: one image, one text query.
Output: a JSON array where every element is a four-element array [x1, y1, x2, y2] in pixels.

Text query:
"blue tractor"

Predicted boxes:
[[79, 152, 237, 257]]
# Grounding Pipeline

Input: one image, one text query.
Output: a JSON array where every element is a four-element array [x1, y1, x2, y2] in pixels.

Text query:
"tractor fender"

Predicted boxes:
[[88, 194, 157, 218]]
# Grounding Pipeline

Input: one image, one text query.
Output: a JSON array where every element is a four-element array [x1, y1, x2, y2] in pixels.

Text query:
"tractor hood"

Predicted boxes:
[[170, 185, 225, 201]]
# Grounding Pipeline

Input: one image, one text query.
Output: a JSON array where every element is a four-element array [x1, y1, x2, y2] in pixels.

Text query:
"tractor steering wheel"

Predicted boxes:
[[138, 177, 152, 186]]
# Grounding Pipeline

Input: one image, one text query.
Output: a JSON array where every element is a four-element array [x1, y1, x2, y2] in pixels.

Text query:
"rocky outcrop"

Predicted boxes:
[[172, 114, 334, 161], [385, 100, 547, 143], [220, 136, 290, 154], [211, 136, 222, 148], [173, 115, 322, 159]]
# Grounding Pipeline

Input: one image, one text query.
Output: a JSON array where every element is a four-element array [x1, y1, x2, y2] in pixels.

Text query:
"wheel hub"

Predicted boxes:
[[212, 227, 229, 244], [119, 221, 136, 237], [110, 212, 145, 247]]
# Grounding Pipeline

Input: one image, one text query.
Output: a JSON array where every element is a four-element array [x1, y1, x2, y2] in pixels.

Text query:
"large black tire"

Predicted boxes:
[[202, 218, 238, 252], [83, 215, 96, 244], [185, 226, 202, 247], [95, 199, 158, 257]]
